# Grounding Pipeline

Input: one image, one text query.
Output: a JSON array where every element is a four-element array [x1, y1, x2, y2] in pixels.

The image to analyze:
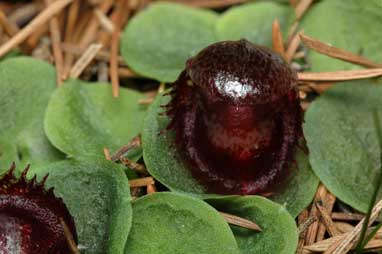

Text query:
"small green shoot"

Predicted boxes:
[[355, 109, 382, 253]]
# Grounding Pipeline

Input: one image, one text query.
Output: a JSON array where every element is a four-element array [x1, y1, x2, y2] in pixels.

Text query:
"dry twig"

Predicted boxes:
[[316, 201, 341, 237], [45, 0, 64, 85], [272, 19, 286, 59], [298, 68, 382, 81], [111, 135, 142, 161], [0, 0, 73, 58], [59, 217, 79, 254], [316, 191, 336, 241], [110, 0, 129, 97], [285, 30, 302, 63], [69, 43, 103, 78], [129, 177, 155, 188], [305, 184, 327, 245], [219, 212, 262, 232], [300, 33, 382, 68], [324, 200, 382, 254], [297, 209, 310, 254]]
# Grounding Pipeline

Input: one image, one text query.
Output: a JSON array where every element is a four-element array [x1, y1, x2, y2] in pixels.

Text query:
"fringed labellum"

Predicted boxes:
[[166, 39, 302, 195], [0, 163, 77, 254]]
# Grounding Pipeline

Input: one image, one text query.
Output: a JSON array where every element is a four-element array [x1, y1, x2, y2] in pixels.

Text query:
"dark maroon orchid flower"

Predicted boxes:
[[166, 39, 302, 195]]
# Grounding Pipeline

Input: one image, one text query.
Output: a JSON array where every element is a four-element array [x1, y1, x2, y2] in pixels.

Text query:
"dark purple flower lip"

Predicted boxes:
[[0, 163, 77, 254]]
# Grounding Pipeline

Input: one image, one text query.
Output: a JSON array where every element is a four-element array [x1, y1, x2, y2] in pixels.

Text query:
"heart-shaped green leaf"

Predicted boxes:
[[0, 57, 63, 173], [142, 93, 318, 216], [304, 80, 382, 212], [217, 2, 292, 47], [44, 79, 146, 158], [300, 0, 382, 72], [31, 157, 132, 254], [206, 196, 298, 254], [124, 192, 240, 254], [121, 2, 218, 82]]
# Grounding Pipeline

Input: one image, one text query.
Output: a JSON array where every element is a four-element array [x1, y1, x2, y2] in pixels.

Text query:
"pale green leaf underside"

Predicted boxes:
[[124, 192, 240, 254]]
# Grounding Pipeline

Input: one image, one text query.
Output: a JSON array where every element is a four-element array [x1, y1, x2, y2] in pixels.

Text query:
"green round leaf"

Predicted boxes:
[[124, 192, 240, 254], [44, 79, 146, 158], [270, 144, 319, 218], [217, 2, 292, 47], [300, 0, 382, 72], [304, 80, 382, 212], [31, 157, 132, 254], [120, 2, 218, 82], [206, 196, 298, 254], [0, 57, 63, 172], [142, 93, 318, 216], [0, 136, 19, 170]]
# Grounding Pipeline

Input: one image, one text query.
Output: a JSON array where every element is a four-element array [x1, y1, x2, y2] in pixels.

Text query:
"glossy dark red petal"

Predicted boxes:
[[167, 40, 302, 195]]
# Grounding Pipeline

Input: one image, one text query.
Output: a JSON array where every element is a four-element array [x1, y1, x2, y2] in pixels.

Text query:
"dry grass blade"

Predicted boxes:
[[0, 0, 73, 58], [304, 227, 382, 252], [8, 2, 42, 25], [59, 217, 79, 254], [110, 135, 141, 161], [61, 42, 125, 65], [300, 34, 382, 68], [45, 0, 64, 85], [79, 0, 114, 47], [335, 222, 355, 233], [298, 68, 382, 81], [63, 0, 80, 78], [94, 8, 114, 34], [103, 147, 111, 161], [297, 209, 309, 254], [146, 184, 157, 194], [272, 19, 286, 59], [285, 30, 302, 63], [120, 158, 148, 176], [316, 191, 336, 241], [295, 0, 314, 20], [110, 0, 129, 98], [0, 9, 19, 36], [305, 184, 327, 245], [118, 67, 140, 78], [129, 177, 155, 188], [299, 216, 317, 234], [69, 43, 103, 78], [332, 212, 368, 222], [138, 97, 155, 105], [219, 212, 262, 232], [315, 201, 341, 237], [324, 200, 382, 254], [301, 82, 333, 94]]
